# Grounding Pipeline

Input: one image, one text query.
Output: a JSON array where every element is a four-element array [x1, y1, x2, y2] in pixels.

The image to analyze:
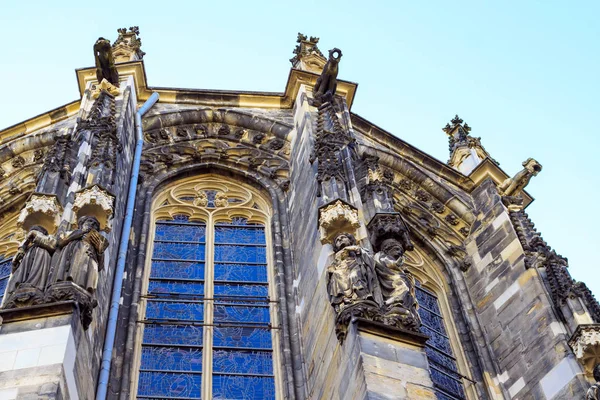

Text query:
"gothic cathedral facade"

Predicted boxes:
[[0, 29, 598, 400]]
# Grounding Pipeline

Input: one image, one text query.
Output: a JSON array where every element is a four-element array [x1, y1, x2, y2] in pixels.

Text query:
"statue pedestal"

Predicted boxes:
[[0, 301, 93, 399], [350, 318, 436, 399]]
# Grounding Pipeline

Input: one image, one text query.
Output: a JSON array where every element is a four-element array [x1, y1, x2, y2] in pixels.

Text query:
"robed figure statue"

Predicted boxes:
[[48, 216, 108, 294], [374, 238, 421, 330], [3, 226, 56, 307]]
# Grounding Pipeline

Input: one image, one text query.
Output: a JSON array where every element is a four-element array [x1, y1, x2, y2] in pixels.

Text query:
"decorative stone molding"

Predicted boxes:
[[112, 26, 145, 62], [72, 185, 115, 232], [17, 193, 62, 234], [318, 199, 360, 244], [91, 78, 120, 98], [569, 324, 600, 375]]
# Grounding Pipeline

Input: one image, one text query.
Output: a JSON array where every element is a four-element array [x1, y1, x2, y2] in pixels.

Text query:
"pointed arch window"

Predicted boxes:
[[134, 175, 280, 400], [0, 215, 24, 303]]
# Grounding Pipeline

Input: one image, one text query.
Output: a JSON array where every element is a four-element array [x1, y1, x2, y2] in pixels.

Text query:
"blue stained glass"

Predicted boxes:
[[153, 243, 205, 261], [419, 308, 447, 334], [214, 283, 268, 298], [430, 367, 466, 399], [213, 350, 273, 375], [206, 190, 217, 208], [142, 324, 203, 346], [213, 304, 270, 324], [155, 223, 206, 242], [149, 281, 204, 296], [214, 264, 267, 283], [141, 346, 203, 371], [215, 227, 265, 245], [213, 327, 272, 349], [137, 371, 201, 398], [214, 245, 266, 263], [212, 375, 275, 400], [425, 347, 459, 376], [416, 288, 442, 314], [151, 261, 205, 280], [146, 300, 204, 322], [420, 326, 453, 354]]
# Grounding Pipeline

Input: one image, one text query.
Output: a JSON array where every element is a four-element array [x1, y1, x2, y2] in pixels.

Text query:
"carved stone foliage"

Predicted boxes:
[[359, 154, 394, 213], [498, 158, 542, 200], [72, 185, 115, 232], [40, 133, 72, 179], [511, 208, 600, 323], [140, 136, 290, 190], [112, 26, 145, 62], [17, 193, 62, 234], [94, 37, 119, 86], [2, 216, 108, 330], [570, 325, 600, 377], [290, 32, 325, 71], [318, 200, 360, 244], [312, 48, 342, 106]]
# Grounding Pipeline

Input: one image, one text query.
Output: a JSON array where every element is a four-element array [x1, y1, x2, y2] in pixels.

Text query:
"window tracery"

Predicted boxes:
[[134, 175, 279, 400]]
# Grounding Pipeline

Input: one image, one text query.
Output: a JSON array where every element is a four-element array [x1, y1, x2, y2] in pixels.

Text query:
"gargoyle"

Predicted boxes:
[[313, 48, 342, 105], [498, 158, 542, 198], [94, 37, 119, 86]]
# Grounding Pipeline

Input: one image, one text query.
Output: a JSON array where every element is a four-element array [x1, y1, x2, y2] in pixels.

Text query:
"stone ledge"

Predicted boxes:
[[355, 318, 429, 348], [0, 301, 77, 325]]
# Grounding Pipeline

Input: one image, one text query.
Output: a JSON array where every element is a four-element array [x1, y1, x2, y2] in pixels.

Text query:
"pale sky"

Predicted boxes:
[[1, 1, 599, 296]]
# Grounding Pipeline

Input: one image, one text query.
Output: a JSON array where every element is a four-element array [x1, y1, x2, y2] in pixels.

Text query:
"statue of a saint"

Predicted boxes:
[[587, 364, 600, 400], [374, 238, 421, 330], [48, 216, 108, 294], [327, 233, 381, 313], [6, 226, 56, 297]]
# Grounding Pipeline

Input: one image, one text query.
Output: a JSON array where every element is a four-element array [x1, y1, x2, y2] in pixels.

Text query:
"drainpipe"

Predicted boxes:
[[96, 92, 159, 400]]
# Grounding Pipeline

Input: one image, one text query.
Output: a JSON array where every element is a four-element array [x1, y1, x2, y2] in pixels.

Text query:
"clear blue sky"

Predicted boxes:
[[1, 1, 599, 296]]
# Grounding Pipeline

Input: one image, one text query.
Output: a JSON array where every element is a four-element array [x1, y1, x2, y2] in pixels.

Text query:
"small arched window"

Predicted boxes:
[[134, 175, 281, 400]]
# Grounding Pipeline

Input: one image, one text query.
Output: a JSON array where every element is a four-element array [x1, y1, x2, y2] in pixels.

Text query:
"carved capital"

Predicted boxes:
[[17, 193, 62, 234], [318, 199, 360, 244], [569, 324, 600, 375], [72, 185, 115, 232]]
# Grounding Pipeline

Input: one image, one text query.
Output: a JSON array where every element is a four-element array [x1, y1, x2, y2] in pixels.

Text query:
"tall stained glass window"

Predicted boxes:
[[136, 175, 278, 400], [416, 285, 467, 400]]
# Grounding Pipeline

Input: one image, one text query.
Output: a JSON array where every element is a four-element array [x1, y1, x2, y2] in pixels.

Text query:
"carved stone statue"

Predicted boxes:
[[374, 238, 421, 331], [48, 216, 108, 294], [588, 364, 600, 399], [498, 158, 542, 198], [94, 37, 119, 86], [327, 232, 382, 313], [3, 226, 56, 308], [313, 48, 342, 105]]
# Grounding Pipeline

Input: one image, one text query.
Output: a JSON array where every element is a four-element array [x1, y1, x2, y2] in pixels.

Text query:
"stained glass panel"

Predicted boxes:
[[215, 227, 265, 244], [213, 327, 272, 349], [214, 263, 267, 282], [213, 304, 270, 324], [150, 261, 205, 280], [214, 245, 266, 264], [141, 346, 203, 371], [212, 375, 276, 400], [153, 243, 205, 261], [138, 371, 201, 398], [213, 349, 273, 375], [142, 324, 204, 346], [214, 283, 268, 298], [146, 300, 204, 322], [149, 281, 204, 296], [155, 223, 206, 242]]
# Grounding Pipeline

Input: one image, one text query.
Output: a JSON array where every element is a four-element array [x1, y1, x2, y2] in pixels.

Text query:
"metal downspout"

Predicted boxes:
[[96, 92, 159, 400]]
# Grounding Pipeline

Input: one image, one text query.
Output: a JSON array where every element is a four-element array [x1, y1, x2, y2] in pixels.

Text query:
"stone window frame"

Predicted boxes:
[[130, 174, 285, 399], [0, 214, 25, 304]]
